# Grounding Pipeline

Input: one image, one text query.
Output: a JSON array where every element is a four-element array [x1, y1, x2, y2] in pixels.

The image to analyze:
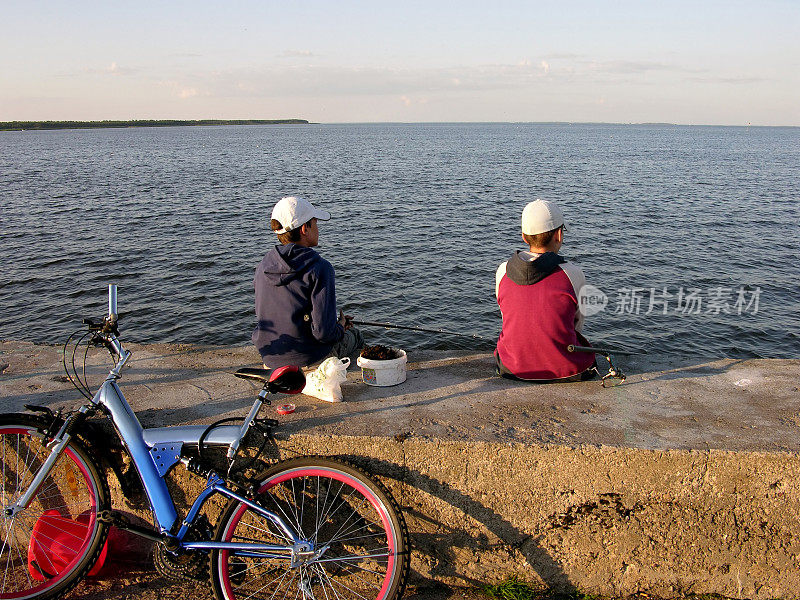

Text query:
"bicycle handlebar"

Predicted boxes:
[[85, 284, 120, 335], [108, 284, 118, 320], [81, 284, 123, 335]]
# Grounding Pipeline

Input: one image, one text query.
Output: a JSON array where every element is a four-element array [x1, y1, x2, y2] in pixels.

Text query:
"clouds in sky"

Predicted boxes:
[[1, 0, 797, 124], [278, 50, 316, 58], [81, 54, 706, 100], [208, 59, 552, 97], [98, 55, 687, 98], [3, 51, 787, 125], [82, 62, 140, 76], [134, 55, 728, 107]]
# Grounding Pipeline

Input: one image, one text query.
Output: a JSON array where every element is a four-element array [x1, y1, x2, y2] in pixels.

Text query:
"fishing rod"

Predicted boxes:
[[352, 320, 494, 342], [355, 320, 643, 387], [567, 344, 643, 356]]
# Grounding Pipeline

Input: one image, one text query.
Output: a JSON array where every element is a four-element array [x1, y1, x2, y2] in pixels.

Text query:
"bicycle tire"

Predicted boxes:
[[0, 413, 110, 600], [210, 456, 409, 600]]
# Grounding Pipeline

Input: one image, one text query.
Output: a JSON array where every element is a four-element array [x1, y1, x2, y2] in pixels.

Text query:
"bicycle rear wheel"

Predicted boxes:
[[0, 414, 110, 600], [210, 456, 409, 600]]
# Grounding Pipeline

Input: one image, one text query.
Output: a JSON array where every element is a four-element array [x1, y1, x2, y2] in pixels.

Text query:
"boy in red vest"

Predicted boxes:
[[495, 199, 595, 382]]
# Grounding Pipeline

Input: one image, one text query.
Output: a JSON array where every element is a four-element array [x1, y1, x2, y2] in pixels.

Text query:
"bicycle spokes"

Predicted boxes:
[[212, 458, 408, 600]]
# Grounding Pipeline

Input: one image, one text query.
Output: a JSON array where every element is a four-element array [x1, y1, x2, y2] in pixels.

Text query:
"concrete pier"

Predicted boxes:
[[1, 340, 799, 598]]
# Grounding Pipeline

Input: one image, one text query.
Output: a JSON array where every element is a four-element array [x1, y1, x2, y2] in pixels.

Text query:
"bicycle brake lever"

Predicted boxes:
[[83, 318, 103, 331]]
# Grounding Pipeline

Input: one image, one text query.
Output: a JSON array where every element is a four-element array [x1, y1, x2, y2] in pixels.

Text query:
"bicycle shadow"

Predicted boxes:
[[265, 369, 578, 592], [344, 454, 576, 593]]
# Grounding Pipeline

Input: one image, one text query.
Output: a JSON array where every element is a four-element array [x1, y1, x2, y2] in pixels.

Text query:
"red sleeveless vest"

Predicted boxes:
[[496, 267, 594, 380]]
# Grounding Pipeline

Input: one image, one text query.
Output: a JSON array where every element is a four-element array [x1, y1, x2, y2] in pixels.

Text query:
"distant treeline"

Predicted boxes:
[[0, 119, 310, 131]]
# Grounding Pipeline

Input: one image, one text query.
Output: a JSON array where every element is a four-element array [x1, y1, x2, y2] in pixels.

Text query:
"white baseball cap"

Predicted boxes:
[[521, 199, 566, 235], [271, 196, 331, 234]]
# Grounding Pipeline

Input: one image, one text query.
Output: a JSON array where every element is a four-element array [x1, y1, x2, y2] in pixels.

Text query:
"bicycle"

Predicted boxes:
[[0, 285, 409, 600]]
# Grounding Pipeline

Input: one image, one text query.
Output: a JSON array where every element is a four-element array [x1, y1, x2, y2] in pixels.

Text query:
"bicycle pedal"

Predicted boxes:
[[98, 510, 116, 524]]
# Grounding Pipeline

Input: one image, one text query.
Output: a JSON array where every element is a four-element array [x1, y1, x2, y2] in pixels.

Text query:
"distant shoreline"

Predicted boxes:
[[0, 119, 310, 132], [2, 120, 795, 131]]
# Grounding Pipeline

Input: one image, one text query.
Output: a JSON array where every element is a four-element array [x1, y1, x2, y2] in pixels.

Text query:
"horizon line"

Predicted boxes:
[[2, 119, 798, 129]]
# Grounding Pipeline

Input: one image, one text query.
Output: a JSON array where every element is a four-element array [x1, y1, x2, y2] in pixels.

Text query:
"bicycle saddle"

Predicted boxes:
[[235, 365, 306, 394], [234, 367, 271, 382]]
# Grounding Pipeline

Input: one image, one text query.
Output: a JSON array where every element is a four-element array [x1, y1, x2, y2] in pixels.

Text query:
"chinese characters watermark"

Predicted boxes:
[[579, 285, 761, 317]]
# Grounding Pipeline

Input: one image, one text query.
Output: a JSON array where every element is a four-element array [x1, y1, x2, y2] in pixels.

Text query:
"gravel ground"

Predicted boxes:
[[74, 568, 487, 600]]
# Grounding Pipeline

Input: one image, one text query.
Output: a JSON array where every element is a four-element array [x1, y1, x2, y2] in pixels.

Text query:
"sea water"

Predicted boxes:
[[1, 123, 798, 358]]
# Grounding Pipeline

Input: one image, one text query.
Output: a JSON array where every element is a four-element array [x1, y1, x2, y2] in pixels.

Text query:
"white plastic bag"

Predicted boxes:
[[301, 357, 350, 402]]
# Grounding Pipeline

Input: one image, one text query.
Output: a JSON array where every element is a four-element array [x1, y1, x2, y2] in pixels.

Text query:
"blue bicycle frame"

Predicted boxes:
[[10, 285, 306, 559]]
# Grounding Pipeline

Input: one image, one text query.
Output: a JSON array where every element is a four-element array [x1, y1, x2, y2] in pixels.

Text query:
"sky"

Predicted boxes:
[[1, 0, 798, 125]]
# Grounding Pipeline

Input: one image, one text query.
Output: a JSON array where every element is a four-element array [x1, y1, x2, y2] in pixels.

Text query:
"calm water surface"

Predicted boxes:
[[1, 123, 798, 359]]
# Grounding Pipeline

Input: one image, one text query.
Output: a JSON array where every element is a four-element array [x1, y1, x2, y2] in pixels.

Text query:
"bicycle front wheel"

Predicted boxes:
[[210, 456, 409, 600], [0, 414, 110, 600]]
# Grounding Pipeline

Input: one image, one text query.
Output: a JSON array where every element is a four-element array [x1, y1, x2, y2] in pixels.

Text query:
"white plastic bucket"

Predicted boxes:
[[356, 349, 407, 387]]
